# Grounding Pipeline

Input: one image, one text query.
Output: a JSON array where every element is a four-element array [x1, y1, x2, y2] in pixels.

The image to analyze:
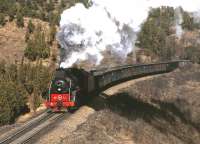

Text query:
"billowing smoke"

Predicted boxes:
[[57, 2, 137, 68], [57, 0, 200, 68], [175, 7, 184, 39]]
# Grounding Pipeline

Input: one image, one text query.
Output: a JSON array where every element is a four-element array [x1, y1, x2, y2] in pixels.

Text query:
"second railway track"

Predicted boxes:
[[0, 111, 67, 144]]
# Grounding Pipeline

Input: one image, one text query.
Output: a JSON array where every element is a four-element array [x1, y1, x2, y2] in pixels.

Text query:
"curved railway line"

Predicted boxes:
[[0, 60, 191, 144], [0, 112, 67, 144]]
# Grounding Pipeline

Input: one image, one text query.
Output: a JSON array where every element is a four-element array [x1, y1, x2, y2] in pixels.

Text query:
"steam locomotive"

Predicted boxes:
[[44, 60, 189, 112]]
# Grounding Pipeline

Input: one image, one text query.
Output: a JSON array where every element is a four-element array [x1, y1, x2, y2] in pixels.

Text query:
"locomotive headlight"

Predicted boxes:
[[57, 88, 62, 91]]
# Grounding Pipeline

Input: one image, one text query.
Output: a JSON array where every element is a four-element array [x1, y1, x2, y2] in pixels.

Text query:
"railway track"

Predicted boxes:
[[0, 111, 66, 144]]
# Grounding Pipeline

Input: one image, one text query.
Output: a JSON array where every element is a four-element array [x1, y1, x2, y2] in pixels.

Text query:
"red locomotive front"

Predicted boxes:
[[45, 69, 80, 112]]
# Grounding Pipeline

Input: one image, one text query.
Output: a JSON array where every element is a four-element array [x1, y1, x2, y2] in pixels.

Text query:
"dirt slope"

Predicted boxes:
[[0, 18, 58, 64], [0, 21, 26, 63], [61, 64, 200, 144]]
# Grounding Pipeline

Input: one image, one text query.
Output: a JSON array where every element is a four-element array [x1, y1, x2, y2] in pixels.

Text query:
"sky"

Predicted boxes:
[[91, 0, 200, 30]]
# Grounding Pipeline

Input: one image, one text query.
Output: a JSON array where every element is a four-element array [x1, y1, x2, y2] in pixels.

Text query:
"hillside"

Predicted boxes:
[[136, 7, 200, 64], [25, 64, 200, 144], [1, 6, 200, 68], [61, 64, 200, 144], [0, 0, 200, 129], [0, 18, 56, 63], [0, 21, 25, 63]]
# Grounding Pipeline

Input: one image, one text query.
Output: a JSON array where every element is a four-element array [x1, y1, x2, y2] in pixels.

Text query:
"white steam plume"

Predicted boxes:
[[57, 0, 200, 68], [175, 7, 184, 39]]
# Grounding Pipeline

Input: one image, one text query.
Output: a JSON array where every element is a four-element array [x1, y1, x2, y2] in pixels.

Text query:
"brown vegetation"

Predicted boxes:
[[0, 60, 53, 125], [61, 64, 200, 144], [0, 21, 26, 63]]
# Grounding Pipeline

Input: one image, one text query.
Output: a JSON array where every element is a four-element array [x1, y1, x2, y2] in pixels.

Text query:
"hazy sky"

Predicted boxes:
[[93, 0, 200, 30]]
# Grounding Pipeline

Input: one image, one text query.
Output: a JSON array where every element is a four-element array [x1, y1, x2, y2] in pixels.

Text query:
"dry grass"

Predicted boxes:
[[0, 18, 59, 65], [0, 21, 26, 63], [61, 64, 200, 144]]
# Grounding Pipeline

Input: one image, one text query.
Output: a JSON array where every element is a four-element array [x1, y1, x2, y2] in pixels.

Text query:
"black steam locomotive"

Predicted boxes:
[[44, 60, 189, 112]]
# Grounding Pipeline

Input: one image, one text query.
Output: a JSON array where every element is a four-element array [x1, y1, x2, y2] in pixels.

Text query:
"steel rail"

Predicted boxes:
[[0, 111, 53, 144], [11, 113, 66, 144]]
